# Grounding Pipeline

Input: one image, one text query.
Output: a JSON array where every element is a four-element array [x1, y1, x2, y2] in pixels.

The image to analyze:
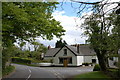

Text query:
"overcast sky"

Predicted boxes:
[[35, 2, 88, 48], [20, 0, 119, 50]]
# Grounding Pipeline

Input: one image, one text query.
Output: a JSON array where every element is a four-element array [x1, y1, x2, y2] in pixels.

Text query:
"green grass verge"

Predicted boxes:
[[12, 62, 39, 67], [73, 71, 112, 80], [2, 65, 15, 77]]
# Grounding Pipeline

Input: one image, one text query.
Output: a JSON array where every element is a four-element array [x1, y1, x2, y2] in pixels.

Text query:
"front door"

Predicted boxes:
[[63, 58, 68, 67]]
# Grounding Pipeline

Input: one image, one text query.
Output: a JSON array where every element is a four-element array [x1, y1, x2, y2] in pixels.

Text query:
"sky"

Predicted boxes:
[[35, 2, 88, 48], [35, 0, 120, 48], [21, 0, 120, 50]]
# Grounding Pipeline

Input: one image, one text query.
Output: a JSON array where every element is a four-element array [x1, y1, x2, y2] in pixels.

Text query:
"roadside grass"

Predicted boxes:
[[12, 62, 39, 67], [2, 65, 15, 77], [73, 71, 112, 80], [12, 57, 52, 67], [0, 67, 2, 78]]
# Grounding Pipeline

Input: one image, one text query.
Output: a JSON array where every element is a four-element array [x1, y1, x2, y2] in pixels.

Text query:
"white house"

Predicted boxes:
[[44, 44, 98, 66]]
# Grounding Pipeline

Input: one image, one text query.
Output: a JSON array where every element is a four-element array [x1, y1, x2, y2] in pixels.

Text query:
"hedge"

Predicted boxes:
[[82, 63, 92, 66], [12, 57, 31, 64], [93, 64, 101, 71], [2, 65, 15, 77]]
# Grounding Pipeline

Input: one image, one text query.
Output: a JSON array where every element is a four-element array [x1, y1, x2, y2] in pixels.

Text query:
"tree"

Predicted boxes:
[[70, 0, 120, 72], [82, 13, 108, 71], [2, 2, 65, 47], [31, 41, 41, 51], [55, 39, 67, 48], [2, 2, 65, 69], [19, 42, 26, 50]]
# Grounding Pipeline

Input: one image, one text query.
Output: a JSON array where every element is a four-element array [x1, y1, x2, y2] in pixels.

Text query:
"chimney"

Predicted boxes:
[[77, 44, 80, 53], [48, 45, 51, 49]]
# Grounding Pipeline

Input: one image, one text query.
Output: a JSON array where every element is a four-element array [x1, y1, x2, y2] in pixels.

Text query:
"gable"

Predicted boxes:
[[45, 44, 96, 57], [53, 45, 77, 57]]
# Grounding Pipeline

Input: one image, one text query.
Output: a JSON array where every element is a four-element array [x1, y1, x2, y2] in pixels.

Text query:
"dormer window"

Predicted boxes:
[[64, 49, 67, 56]]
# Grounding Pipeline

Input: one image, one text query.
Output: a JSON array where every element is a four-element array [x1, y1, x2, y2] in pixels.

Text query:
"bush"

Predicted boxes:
[[93, 64, 101, 71], [2, 65, 15, 76], [107, 68, 119, 78], [82, 63, 89, 66], [12, 57, 31, 64], [82, 63, 92, 66], [114, 62, 118, 67]]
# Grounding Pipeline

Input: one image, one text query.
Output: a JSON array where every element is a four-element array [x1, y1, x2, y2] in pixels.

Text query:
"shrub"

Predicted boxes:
[[82, 63, 92, 66], [107, 68, 119, 78], [12, 57, 31, 64], [2, 65, 15, 76], [114, 62, 118, 67], [93, 64, 101, 71], [82, 63, 88, 66]]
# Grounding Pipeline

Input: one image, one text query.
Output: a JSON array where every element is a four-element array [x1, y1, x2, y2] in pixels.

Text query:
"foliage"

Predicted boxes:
[[82, 63, 92, 66], [28, 43, 47, 60], [74, 0, 120, 72], [107, 68, 119, 78], [113, 62, 118, 67], [2, 2, 65, 47], [31, 41, 41, 51], [12, 57, 32, 64], [34, 43, 47, 53], [2, 65, 15, 77], [2, 46, 19, 70], [93, 64, 101, 71], [55, 39, 67, 48], [81, 5, 120, 71], [74, 71, 110, 79], [2, 2, 65, 70]]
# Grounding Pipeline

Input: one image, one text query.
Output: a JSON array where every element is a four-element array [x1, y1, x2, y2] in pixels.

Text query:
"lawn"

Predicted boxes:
[[73, 71, 112, 80]]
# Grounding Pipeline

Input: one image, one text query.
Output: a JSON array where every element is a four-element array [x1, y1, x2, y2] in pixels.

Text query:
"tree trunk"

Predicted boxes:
[[94, 49, 107, 72]]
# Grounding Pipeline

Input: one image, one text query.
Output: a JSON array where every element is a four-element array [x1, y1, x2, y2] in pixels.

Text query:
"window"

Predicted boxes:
[[59, 58, 63, 64], [68, 57, 72, 64], [109, 57, 113, 61], [64, 49, 67, 56], [92, 59, 96, 63]]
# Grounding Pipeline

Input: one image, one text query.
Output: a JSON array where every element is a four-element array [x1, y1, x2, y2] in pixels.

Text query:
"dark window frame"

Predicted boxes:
[[59, 58, 63, 64], [92, 59, 96, 63], [68, 57, 72, 64], [64, 49, 67, 56]]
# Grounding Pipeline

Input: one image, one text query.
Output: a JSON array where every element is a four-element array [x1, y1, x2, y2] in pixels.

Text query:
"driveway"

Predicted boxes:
[[2, 64, 94, 80]]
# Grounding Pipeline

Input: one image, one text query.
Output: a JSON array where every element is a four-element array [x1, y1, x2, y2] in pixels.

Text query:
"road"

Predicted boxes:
[[2, 64, 94, 80]]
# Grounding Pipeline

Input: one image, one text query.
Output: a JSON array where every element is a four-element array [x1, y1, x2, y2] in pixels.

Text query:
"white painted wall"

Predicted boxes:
[[53, 47, 78, 66], [84, 56, 98, 64], [77, 56, 84, 66]]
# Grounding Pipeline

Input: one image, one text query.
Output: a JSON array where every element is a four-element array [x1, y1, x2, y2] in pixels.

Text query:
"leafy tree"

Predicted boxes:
[[82, 13, 108, 71], [19, 42, 26, 50], [2, 2, 65, 47], [70, 0, 119, 72], [55, 39, 67, 48], [31, 41, 41, 51], [82, 6, 120, 72], [2, 2, 65, 69], [29, 43, 47, 60]]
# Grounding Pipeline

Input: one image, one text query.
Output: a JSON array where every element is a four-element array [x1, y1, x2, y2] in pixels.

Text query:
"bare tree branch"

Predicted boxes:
[[70, 0, 102, 5]]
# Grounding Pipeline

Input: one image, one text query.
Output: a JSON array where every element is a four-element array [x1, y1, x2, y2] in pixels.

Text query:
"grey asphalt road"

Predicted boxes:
[[2, 64, 94, 80]]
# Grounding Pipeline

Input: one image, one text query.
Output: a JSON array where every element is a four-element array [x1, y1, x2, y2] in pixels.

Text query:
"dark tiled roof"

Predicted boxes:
[[65, 45, 78, 55], [78, 45, 96, 56], [45, 48, 60, 57], [45, 45, 96, 57]]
